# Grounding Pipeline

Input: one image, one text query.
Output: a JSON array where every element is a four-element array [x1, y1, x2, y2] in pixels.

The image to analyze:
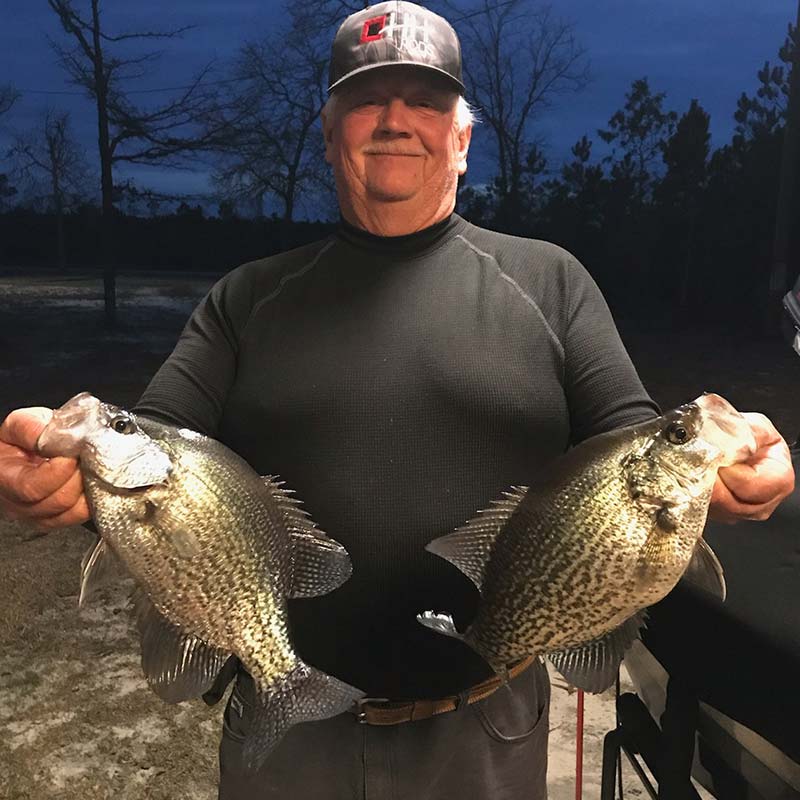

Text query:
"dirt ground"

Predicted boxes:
[[1, 266, 797, 800]]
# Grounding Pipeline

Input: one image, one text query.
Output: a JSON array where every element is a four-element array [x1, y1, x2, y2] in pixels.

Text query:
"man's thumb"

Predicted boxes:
[[0, 407, 55, 452]]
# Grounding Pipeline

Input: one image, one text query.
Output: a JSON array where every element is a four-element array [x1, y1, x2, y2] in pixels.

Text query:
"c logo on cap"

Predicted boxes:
[[360, 15, 387, 43]]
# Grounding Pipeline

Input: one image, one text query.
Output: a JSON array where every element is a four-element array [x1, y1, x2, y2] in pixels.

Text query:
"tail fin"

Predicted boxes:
[[244, 662, 364, 772]]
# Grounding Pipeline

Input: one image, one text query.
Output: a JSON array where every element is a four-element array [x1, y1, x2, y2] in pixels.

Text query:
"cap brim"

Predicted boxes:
[[328, 61, 465, 94]]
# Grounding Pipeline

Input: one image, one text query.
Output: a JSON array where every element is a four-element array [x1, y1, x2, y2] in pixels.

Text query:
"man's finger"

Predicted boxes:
[[7, 469, 85, 519], [717, 436, 793, 505], [0, 407, 54, 451], [710, 409, 794, 523], [34, 495, 91, 530], [0, 447, 80, 506], [709, 478, 784, 522], [717, 460, 789, 505]]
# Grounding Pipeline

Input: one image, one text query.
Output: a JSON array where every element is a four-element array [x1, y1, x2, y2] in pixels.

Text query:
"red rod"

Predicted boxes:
[[576, 689, 585, 800]]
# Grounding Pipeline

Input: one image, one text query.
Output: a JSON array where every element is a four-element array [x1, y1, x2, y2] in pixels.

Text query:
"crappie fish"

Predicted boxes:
[[419, 393, 756, 692], [37, 392, 364, 769]]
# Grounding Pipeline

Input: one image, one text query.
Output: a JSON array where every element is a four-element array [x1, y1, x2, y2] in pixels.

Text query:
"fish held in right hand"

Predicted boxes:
[[37, 391, 364, 771]]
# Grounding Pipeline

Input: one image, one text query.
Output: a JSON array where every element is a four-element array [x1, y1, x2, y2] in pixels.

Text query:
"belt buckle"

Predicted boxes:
[[354, 696, 391, 724]]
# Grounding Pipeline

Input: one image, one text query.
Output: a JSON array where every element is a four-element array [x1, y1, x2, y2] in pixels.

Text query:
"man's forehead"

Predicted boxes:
[[337, 66, 459, 98]]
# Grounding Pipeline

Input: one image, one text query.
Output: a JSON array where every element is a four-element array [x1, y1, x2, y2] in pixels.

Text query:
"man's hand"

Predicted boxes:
[[0, 407, 89, 530], [709, 412, 795, 523]]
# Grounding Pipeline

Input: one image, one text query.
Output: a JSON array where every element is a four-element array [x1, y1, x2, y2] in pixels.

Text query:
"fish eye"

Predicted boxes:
[[111, 414, 136, 435], [665, 422, 691, 445]]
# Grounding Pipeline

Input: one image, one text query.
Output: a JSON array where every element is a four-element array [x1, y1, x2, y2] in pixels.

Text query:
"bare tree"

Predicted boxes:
[[10, 110, 89, 268], [446, 0, 589, 228], [211, 26, 332, 225], [0, 85, 20, 118], [47, 0, 220, 322], [0, 85, 22, 208]]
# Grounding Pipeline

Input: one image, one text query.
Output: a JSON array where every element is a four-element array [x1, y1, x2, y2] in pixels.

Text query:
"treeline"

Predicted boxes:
[[458, 77, 799, 325], [0, 1, 797, 327], [2, 70, 796, 326], [0, 206, 334, 274]]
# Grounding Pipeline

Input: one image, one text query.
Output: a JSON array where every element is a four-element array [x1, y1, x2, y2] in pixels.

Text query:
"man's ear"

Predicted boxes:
[[455, 124, 472, 176]]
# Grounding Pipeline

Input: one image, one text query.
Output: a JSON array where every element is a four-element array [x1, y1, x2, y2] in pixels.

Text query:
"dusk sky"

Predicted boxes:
[[0, 0, 796, 216]]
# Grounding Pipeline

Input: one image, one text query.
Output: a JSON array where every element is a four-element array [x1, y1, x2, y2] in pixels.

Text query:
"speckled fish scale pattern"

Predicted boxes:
[[86, 422, 298, 688], [466, 425, 717, 668]]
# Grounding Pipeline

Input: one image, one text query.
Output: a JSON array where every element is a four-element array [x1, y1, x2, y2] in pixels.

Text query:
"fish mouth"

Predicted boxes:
[[693, 393, 756, 466], [37, 392, 102, 457], [88, 472, 161, 494], [82, 444, 167, 493], [37, 392, 173, 488]]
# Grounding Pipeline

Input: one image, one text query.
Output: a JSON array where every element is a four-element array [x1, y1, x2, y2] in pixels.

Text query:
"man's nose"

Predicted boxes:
[[376, 98, 412, 135]]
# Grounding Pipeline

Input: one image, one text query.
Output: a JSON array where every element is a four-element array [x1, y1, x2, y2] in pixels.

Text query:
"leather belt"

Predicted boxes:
[[354, 655, 536, 725]]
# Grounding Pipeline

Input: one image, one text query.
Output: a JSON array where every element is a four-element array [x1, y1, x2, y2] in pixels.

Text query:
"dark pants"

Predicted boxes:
[[218, 659, 550, 799]]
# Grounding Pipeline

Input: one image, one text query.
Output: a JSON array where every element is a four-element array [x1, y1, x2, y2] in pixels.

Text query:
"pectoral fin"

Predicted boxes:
[[79, 536, 123, 607], [416, 611, 465, 641], [133, 588, 231, 703], [681, 538, 726, 600], [547, 611, 647, 693]]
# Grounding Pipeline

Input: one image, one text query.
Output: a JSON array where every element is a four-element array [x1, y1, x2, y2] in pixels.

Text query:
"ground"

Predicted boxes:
[[1, 267, 798, 800]]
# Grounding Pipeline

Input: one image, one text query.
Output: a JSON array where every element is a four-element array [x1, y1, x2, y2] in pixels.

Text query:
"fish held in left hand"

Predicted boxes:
[[36, 391, 364, 770], [418, 393, 756, 693]]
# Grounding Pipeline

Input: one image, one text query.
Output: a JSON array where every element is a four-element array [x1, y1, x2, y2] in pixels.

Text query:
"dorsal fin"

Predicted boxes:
[[425, 486, 528, 592], [261, 476, 353, 598], [261, 475, 306, 526]]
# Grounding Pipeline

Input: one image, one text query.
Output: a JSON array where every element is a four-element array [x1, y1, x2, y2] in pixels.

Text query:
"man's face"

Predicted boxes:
[[322, 67, 471, 220]]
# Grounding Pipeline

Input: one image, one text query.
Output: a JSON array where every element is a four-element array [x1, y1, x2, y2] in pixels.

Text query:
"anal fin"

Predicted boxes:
[[547, 610, 647, 693], [133, 588, 231, 703]]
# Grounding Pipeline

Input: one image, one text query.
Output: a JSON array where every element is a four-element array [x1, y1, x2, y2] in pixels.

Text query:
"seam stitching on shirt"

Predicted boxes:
[[249, 239, 336, 319], [455, 234, 566, 362], [562, 256, 574, 386]]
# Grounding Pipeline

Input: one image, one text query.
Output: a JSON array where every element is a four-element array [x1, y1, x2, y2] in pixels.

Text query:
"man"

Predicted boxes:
[[0, 2, 793, 798]]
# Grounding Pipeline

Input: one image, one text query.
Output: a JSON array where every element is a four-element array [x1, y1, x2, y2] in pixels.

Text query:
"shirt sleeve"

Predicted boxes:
[[562, 256, 660, 444], [133, 269, 252, 436]]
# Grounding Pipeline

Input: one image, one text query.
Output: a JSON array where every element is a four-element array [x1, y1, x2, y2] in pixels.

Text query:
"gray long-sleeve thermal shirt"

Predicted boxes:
[[136, 213, 659, 699]]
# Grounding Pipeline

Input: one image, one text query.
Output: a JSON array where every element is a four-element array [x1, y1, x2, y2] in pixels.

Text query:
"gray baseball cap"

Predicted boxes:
[[328, 1, 465, 94]]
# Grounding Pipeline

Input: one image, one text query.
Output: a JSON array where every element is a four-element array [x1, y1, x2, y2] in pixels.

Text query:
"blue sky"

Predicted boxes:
[[0, 0, 795, 212]]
